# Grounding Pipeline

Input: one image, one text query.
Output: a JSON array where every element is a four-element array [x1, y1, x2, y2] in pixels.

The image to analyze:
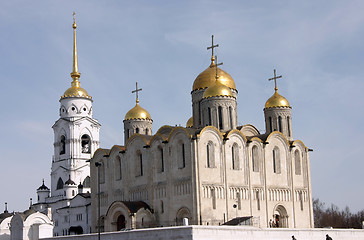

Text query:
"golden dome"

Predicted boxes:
[[124, 101, 152, 121], [265, 90, 291, 109], [61, 80, 91, 99], [186, 117, 193, 128], [203, 78, 234, 99], [193, 61, 236, 91]]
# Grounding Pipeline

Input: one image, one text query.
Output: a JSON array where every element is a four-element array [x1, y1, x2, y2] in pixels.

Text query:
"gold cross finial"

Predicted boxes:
[[207, 35, 219, 63], [73, 12, 76, 22], [210, 55, 223, 80], [268, 69, 282, 92], [132, 82, 143, 103]]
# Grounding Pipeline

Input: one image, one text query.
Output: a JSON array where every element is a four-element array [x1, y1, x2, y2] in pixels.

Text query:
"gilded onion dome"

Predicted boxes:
[[124, 100, 152, 121], [203, 78, 234, 99], [61, 13, 91, 100], [192, 57, 236, 91], [265, 90, 291, 109], [186, 117, 193, 128]]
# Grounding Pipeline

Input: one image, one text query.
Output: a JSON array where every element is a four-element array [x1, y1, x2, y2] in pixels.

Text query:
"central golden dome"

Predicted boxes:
[[193, 61, 236, 91], [203, 78, 234, 99], [124, 101, 152, 120], [265, 91, 291, 109]]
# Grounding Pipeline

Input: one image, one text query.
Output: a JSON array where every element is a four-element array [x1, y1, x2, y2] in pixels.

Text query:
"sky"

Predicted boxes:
[[0, 0, 363, 213]]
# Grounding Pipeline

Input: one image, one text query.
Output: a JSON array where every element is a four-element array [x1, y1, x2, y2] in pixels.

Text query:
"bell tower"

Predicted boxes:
[[51, 13, 100, 198]]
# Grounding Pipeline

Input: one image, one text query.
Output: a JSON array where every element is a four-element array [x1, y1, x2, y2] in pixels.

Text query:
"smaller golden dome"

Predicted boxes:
[[265, 91, 291, 109], [193, 61, 236, 91], [203, 79, 234, 99], [186, 117, 193, 128], [125, 101, 152, 121]]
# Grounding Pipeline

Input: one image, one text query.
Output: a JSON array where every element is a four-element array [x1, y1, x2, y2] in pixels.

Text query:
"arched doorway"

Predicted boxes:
[[116, 214, 126, 230], [176, 207, 191, 225], [273, 205, 288, 228]]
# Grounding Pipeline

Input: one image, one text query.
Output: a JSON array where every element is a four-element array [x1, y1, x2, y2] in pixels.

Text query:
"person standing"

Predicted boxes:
[[326, 234, 333, 240]]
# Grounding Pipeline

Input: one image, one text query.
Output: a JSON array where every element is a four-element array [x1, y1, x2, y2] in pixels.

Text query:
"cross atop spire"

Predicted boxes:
[[132, 82, 143, 103], [268, 69, 282, 92], [207, 35, 219, 63], [210, 55, 223, 80]]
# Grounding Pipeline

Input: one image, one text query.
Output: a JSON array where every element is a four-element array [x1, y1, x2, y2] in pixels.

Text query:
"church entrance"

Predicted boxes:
[[273, 205, 288, 228], [116, 214, 126, 230]]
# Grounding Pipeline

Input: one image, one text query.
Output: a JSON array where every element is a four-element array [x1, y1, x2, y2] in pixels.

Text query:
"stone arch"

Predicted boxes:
[[176, 207, 191, 225], [273, 204, 289, 228], [81, 134, 91, 153]]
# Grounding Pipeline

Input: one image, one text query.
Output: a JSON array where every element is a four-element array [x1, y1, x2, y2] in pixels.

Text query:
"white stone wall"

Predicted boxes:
[[41, 226, 364, 240]]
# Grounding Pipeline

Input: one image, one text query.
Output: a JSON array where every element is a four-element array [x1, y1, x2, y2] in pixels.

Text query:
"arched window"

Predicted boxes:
[[232, 143, 239, 170], [287, 117, 291, 137], [273, 147, 281, 174], [218, 106, 223, 130], [115, 156, 122, 180], [206, 142, 215, 168], [269, 117, 273, 132], [278, 116, 282, 132], [116, 215, 126, 231], [99, 163, 105, 183], [159, 147, 164, 173], [136, 128, 139, 134], [145, 128, 149, 135], [160, 200, 164, 214], [252, 145, 259, 172], [229, 106, 233, 128], [56, 178, 64, 190], [211, 188, 216, 209], [135, 151, 143, 176], [295, 150, 301, 175], [60, 135, 66, 155], [208, 107, 212, 126], [177, 142, 186, 169], [81, 134, 91, 153], [83, 176, 90, 188]]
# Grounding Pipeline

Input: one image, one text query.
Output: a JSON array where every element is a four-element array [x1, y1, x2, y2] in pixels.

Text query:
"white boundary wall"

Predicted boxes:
[[41, 226, 364, 240]]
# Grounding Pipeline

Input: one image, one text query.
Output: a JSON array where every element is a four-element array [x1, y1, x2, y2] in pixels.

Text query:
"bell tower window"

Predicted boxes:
[[56, 178, 64, 190], [81, 134, 91, 153], [60, 135, 66, 155]]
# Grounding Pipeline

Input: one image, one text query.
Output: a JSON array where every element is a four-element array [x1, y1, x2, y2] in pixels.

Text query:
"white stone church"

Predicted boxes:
[[89, 36, 314, 232], [26, 14, 314, 237]]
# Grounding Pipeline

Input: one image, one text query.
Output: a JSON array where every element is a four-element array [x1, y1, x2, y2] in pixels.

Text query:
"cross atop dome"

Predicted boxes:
[[207, 35, 219, 63], [132, 82, 143, 103], [268, 69, 282, 92]]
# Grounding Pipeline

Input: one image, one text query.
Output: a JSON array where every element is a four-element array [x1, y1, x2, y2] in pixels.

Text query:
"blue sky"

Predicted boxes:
[[0, 1, 363, 213]]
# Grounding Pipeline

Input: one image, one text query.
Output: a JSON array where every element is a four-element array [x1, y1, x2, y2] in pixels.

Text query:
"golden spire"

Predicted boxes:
[[70, 12, 81, 84], [61, 12, 91, 99]]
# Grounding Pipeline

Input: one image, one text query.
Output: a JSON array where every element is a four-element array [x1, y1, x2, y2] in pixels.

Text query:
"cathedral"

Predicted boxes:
[[29, 14, 314, 236], [89, 36, 314, 231]]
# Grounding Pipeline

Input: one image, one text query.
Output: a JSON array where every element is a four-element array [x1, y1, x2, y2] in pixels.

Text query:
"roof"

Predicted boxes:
[[223, 216, 253, 225], [122, 201, 151, 213]]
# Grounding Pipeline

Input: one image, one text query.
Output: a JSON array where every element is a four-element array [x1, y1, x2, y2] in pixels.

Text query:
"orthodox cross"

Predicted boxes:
[[132, 82, 142, 102], [207, 35, 219, 59], [268, 69, 282, 91], [210, 55, 223, 80]]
